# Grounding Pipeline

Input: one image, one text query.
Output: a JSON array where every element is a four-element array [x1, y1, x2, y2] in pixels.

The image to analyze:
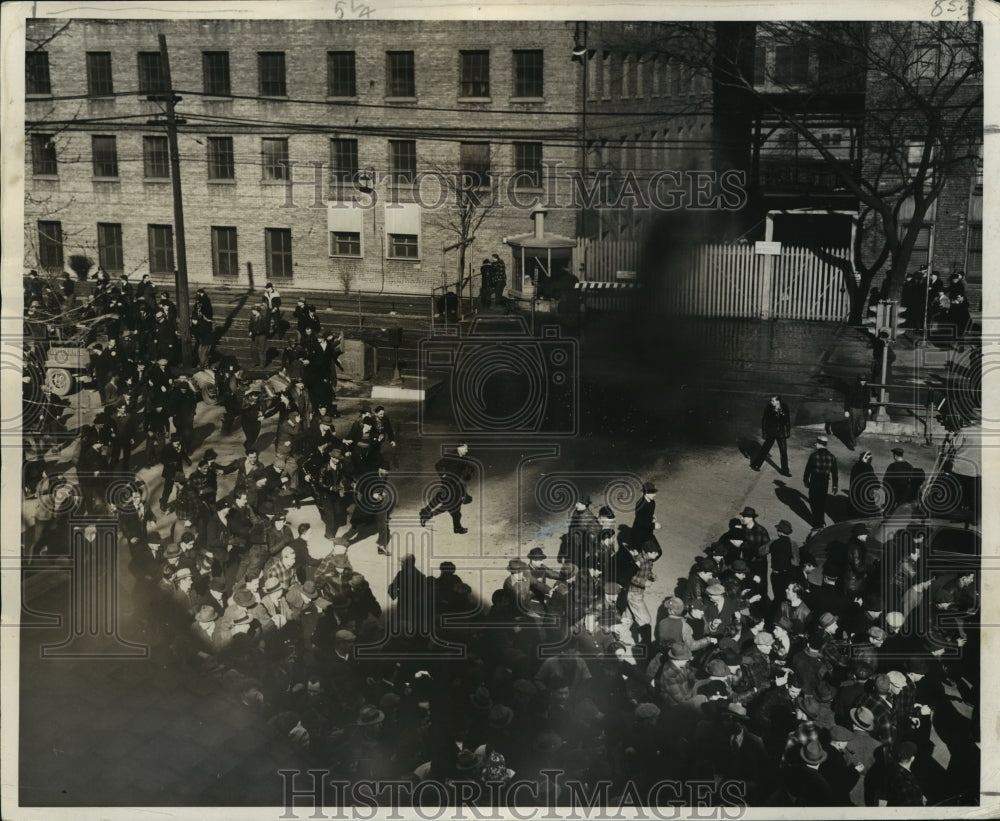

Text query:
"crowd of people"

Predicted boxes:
[[19, 268, 980, 809], [868, 266, 972, 340]]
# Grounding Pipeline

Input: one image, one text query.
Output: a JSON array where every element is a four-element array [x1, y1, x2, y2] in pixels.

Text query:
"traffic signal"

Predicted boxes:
[[865, 300, 906, 341]]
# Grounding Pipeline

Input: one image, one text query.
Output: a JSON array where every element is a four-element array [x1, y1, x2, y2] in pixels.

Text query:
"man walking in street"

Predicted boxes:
[[843, 374, 872, 451], [248, 306, 269, 369], [883, 447, 918, 516], [750, 394, 791, 476], [803, 435, 839, 530], [420, 443, 474, 534]]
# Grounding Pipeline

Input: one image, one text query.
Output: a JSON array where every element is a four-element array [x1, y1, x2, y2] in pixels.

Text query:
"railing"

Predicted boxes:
[[866, 380, 937, 445]]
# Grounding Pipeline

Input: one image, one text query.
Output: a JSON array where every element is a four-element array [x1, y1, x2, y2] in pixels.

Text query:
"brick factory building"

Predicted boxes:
[[25, 18, 583, 295]]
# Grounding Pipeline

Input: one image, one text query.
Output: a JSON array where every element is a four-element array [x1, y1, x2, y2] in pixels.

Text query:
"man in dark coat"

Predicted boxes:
[[631, 481, 662, 557], [738, 506, 770, 581], [159, 435, 191, 511], [843, 374, 872, 451], [419, 443, 474, 534], [885, 741, 925, 805], [248, 306, 269, 369], [883, 448, 918, 515], [803, 435, 839, 529], [751, 394, 791, 476], [560, 493, 600, 566], [769, 519, 798, 601]]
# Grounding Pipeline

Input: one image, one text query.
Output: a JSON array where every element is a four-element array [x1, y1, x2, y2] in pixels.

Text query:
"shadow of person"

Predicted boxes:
[[773, 480, 813, 525], [674, 577, 691, 600], [738, 436, 761, 462], [826, 490, 856, 523]]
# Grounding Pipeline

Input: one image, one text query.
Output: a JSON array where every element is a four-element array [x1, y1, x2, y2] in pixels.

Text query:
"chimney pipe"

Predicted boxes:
[[531, 207, 547, 240]]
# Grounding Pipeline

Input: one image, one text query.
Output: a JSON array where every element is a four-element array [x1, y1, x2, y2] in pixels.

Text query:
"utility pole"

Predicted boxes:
[[147, 34, 191, 366]]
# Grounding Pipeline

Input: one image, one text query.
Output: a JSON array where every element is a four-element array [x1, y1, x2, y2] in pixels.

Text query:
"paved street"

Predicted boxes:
[[17, 315, 970, 806]]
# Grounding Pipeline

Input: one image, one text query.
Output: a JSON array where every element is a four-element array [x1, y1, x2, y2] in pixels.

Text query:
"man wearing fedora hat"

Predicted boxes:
[[191, 604, 230, 656], [259, 575, 293, 632], [855, 673, 896, 745], [630, 481, 662, 558], [787, 739, 835, 805], [738, 507, 770, 582], [648, 641, 698, 708], [803, 435, 839, 529], [769, 519, 798, 601]]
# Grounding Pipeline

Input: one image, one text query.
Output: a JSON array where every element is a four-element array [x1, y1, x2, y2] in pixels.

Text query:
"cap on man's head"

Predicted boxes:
[[642, 481, 658, 494], [874, 674, 892, 695], [892, 447, 905, 456], [869, 626, 886, 642], [816, 435, 829, 445], [895, 740, 918, 761], [776, 519, 793, 534]]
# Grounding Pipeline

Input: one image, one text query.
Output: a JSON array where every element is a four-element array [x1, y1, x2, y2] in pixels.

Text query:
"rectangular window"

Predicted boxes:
[[92, 135, 118, 177], [513, 49, 543, 97], [900, 224, 932, 270], [97, 223, 124, 273], [265, 228, 293, 277], [143, 135, 170, 178], [389, 139, 416, 184], [774, 44, 810, 85], [148, 224, 175, 274], [513, 142, 543, 187], [137, 52, 165, 93], [621, 54, 632, 99], [31, 134, 57, 176], [459, 142, 490, 188], [202, 51, 231, 96], [331, 231, 361, 256], [966, 224, 981, 279], [386, 51, 415, 97], [207, 137, 235, 180], [327, 51, 357, 97], [261, 137, 289, 180], [86, 52, 113, 96], [753, 46, 767, 86], [26, 51, 51, 94], [459, 50, 490, 97], [330, 138, 359, 187], [388, 234, 418, 259], [258, 51, 287, 96], [37, 221, 63, 270], [211, 226, 239, 277]]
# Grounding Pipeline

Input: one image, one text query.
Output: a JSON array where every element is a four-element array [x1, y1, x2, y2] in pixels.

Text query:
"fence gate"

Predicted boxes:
[[768, 246, 852, 321]]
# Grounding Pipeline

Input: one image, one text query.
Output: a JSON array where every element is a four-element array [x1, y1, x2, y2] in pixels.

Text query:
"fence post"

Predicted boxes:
[[759, 248, 773, 320]]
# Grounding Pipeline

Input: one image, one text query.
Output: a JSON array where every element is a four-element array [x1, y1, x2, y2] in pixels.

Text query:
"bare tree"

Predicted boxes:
[[423, 159, 500, 309], [672, 21, 982, 323]]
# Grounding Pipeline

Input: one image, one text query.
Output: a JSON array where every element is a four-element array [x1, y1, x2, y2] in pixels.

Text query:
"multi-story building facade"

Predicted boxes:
[[25, 19, 581, 294]]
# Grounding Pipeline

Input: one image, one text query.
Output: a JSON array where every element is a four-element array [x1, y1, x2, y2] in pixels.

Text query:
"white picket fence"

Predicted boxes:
[[575, 238, 854, 321]]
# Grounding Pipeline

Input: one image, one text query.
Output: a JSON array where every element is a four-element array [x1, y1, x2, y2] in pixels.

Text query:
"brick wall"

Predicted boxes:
[[24, 19, 582, 294]]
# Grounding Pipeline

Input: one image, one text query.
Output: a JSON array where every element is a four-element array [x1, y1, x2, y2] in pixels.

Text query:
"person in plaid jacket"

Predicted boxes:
[[855, 674, 896, 746], [803, 436, 839, 529]]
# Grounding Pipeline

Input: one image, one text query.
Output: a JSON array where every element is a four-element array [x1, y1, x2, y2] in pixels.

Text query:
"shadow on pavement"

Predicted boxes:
[[772, 479, 813, 525]]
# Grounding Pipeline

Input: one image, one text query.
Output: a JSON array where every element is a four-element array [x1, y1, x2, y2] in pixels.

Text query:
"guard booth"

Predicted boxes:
[[503, 207, 577, 313]]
